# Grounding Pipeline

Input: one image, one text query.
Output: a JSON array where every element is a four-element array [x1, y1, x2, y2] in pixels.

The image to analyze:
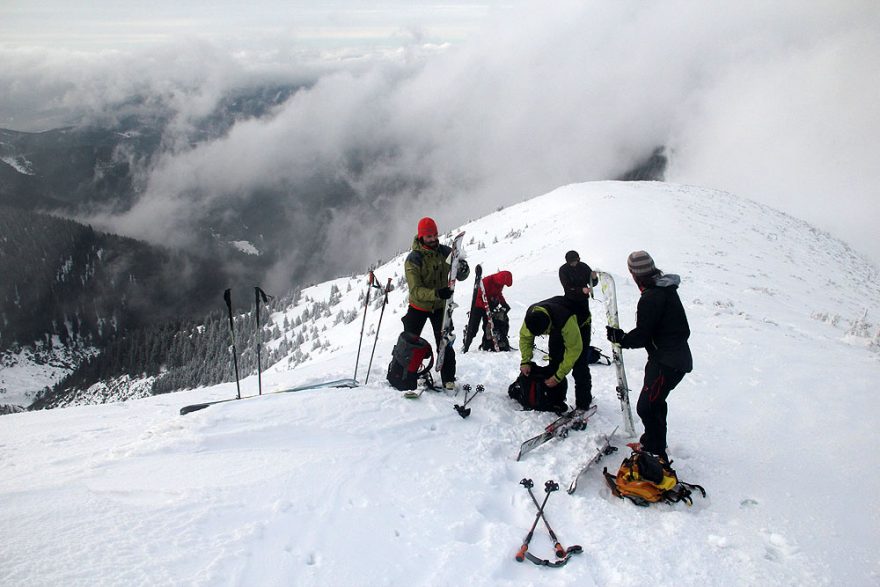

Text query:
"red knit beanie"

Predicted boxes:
[[417, 217, 438, 238]]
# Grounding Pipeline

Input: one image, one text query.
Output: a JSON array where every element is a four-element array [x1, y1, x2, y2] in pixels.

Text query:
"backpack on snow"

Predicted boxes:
[[603, 451, 706, 507], [386, 332, 434, 391], [480, 306, 511, 352], [507, 365, 568, 412]]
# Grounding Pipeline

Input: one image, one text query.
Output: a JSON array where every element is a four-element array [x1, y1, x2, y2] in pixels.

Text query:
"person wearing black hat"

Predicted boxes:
[[558, 250, 599, 406], [519, 296, 591, 412], [605, 250, 692, 462]]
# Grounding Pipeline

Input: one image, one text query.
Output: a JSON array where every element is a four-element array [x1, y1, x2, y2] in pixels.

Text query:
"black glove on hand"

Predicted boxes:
[[606, 326, 625, 344], [456, 259, 470, 281], [437, 287, 453, 300]]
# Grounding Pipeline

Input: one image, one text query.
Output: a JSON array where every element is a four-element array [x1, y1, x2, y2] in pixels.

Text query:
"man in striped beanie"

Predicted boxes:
[[606, 251, 692, 463], [627, 250, 657, 278]]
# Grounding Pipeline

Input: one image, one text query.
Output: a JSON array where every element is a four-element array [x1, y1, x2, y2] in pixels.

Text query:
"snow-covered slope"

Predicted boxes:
[[1, 181, 878, 586]]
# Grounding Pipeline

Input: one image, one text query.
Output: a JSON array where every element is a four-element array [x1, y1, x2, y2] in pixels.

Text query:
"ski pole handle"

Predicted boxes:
[[515, 543, 529, 562]]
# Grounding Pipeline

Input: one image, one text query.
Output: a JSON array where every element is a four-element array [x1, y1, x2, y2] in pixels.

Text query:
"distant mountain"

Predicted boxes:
[[0, 206, 274, 405]]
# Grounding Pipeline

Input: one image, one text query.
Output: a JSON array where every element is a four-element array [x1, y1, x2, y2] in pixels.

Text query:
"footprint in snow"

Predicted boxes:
[[762, 530, 799, 562]]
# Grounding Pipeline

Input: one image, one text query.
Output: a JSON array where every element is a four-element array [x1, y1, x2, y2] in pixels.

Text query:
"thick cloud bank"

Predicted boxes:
[[2, 0, 877, 283]]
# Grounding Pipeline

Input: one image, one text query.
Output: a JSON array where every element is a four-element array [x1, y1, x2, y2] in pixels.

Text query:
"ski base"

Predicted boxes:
[[567, 427, 619, 494], [516, 405, 597, 461], [179, 378, 359, 415]]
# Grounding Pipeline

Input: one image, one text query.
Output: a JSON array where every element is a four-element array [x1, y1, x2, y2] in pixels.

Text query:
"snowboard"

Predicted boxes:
[[596, 271, 636, 437]]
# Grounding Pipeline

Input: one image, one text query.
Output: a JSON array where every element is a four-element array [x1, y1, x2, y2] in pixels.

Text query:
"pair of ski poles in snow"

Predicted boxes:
[[223, 286, 273, 399], [354, 271, 393, 384], [516, 478, 583, 568]]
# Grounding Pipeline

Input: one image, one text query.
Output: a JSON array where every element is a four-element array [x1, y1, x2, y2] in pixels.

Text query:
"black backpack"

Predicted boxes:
[[507, 365, 568, 412], [387, 332, 434, 391], [481, 306, 511, 352], [585, 346, 611, 365]]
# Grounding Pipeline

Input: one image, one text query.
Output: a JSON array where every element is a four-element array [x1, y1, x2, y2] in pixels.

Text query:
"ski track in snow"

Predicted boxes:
[[1, 181, 878, 586]]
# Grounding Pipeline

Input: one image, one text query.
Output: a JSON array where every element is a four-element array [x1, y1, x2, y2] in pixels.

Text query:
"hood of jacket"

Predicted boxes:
[[654, 274, 681, 288]]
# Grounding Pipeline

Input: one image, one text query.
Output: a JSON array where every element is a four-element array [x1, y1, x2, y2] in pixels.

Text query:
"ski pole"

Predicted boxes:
[[515, 478, 557, 562], [254, 287, 271, 395], [223, 289, 242, 400], [364, 278, 392, 384], [521, 479, 566, 558], [353, 271, 375, 382], [454, 384, 484, 418]]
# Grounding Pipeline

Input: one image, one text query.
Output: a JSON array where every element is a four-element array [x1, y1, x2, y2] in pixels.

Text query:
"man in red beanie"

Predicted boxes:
[[403, 217, 469, 389]]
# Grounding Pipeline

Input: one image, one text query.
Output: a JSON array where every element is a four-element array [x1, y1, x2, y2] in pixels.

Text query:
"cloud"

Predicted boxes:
[[2, 0, 878, 286]]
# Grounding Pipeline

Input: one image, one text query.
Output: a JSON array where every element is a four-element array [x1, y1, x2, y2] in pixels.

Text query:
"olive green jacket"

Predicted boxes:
[[405, 237, 453, 312]]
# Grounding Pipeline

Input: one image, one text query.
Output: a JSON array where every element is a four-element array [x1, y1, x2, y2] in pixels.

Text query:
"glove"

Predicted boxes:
[[606, 326, 625, 344], [502, 302, 511, 312], [437, 287, 453, 300], [456, 259, 470, 281]]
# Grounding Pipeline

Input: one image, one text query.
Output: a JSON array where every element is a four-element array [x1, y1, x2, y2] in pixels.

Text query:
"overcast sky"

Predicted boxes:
[[0, 1, 495, 51], [1, 0, 878, 273]]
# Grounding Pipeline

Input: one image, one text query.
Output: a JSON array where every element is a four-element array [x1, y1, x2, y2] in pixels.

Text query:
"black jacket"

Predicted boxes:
[[620, 274, 693, 373], [559, 261, 598, 307]]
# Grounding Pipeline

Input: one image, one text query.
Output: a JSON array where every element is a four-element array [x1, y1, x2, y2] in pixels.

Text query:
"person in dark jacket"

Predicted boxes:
[[520, 296, 592, 412], [403, 217, 469, 389], [606, 250, 692, 462], [463, 270, 512, 352], [558, 250, 599, 404]]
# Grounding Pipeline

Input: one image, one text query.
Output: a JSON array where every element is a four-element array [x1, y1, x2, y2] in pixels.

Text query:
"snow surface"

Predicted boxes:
[[2, 181, 879, 586]]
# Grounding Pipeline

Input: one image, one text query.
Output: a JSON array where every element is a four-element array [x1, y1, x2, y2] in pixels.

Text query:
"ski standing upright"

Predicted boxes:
[[597, 271, 636, 437], [478, 275, 501, 351], [461, 263, 483, 353], [435, 231, 465, 375]]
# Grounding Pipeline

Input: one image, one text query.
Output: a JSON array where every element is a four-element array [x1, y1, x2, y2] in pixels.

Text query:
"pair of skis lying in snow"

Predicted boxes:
[[516, 405, 619, 494]]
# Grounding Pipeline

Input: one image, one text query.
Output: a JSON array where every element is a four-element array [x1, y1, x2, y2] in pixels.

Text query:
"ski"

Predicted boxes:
[[179, 378, 359, 415], [435, 232, 466, 374], [596, 272, 636, 437], [567, 427, 619, 494], [461, 264, 483, 353], [478, 275, 501, 352], [516, 405, 597, 461]]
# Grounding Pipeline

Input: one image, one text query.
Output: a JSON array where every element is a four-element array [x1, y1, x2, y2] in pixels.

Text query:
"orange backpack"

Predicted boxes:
[[603, 451, 705, 507]]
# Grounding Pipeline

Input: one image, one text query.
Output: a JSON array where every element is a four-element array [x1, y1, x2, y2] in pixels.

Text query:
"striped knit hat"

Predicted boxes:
[[627, 250, 657, 277]]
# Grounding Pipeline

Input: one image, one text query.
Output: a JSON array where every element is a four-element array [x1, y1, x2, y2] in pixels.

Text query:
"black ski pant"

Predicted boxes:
[[636, 358, 686, 461], [402, 306, 455, 385], [464, 307, 487, 352], [546, 325, 592, 410]]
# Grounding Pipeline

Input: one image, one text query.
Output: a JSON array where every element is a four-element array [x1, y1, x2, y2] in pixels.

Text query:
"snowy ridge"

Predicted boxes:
[[1, 181, 878, 586], [0, 344, 98, 407], [0, 154, 36, 175], [45, 374, 157, 408]]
